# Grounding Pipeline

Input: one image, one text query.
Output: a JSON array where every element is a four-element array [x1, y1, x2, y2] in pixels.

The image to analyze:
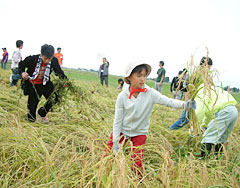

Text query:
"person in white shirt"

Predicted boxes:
[[105, 61, 196, 178], [10, 40, 23, 86]]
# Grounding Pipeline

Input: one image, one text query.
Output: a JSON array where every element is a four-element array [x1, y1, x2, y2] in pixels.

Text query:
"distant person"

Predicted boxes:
[[54, 47, 63, 67], [170, 71, 183, 100], [19, 44, 67, 123], [10, 40, 24, 86], [182, 68, 189, 101], [98, 57, 109, 86], [104, 61, 195, 178], [1, 48, 8, 70], [117, 78, 124, 90], [155, 61, 166, 93]]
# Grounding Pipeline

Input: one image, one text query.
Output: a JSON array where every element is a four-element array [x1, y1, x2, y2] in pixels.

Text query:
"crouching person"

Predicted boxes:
[[105, 61, 195, 178], [198, 86, 238, 158], [19, 44, 67, 123], [169, 85, 238, 158], [168, 57, 239, 158]]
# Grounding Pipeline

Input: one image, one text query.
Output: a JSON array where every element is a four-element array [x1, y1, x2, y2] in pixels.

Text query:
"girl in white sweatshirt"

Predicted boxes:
[[106, 61, 195, 177]]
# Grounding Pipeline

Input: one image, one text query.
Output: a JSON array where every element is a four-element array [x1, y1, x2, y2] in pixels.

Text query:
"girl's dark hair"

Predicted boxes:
[[130, 64, 150, 76], [16, 40, 23, 48], [41, 44, 55, 58]]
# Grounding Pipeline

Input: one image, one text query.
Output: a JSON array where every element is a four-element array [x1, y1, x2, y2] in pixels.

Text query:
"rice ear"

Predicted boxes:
[[186, 47, 219, 134]]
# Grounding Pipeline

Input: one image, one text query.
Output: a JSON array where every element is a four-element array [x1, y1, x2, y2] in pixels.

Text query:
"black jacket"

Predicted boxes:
[[170, 76, 183, 92], [18, 55, 67, 84]]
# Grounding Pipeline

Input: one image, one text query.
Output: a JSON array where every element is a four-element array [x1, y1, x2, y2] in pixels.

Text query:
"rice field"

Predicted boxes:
[[0, 68, 239, 187]]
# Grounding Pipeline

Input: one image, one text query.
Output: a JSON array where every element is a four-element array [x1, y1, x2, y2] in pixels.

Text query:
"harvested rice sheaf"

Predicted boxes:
[[0, 66, 239, 187]]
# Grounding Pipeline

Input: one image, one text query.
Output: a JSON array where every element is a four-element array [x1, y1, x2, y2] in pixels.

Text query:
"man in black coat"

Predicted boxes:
[[19, 44, 67, 122]]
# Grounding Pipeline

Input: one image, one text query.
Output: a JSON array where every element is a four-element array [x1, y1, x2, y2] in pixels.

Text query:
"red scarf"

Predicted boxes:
[[129, 87, 148, 99]]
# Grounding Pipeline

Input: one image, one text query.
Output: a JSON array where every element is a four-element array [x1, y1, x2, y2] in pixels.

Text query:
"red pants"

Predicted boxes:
[[106, 132, 147, 174]]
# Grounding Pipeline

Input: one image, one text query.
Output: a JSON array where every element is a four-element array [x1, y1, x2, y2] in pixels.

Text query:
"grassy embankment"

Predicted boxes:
[[0, 67, 239, 187]]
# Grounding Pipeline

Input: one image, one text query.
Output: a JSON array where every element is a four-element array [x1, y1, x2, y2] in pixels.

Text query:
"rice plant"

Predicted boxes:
[[0, 67, 239, 187]]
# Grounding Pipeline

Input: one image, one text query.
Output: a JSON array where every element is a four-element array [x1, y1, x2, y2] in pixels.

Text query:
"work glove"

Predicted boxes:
[[112, 141, 119, 153], [184, 100, 197, 110]]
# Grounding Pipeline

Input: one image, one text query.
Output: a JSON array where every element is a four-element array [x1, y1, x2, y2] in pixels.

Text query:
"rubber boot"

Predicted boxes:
[[200, 143, 213, 159], [214, 143, 223, 158]]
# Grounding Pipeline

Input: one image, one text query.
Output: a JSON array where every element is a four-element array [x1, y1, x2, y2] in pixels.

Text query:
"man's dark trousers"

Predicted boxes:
[[27, 81, 58, 121], [100, 75, 108, 86]]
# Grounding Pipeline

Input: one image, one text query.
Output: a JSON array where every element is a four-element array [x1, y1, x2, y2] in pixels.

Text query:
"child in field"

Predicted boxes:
[[105, 61, 196, 177], [168, 57, 239, 158], [117, 78, 124, 90]]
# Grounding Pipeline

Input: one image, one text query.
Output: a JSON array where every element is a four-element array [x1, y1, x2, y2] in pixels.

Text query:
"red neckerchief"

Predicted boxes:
[[129, 86, 148, 99], [3, 51, 7, 56]]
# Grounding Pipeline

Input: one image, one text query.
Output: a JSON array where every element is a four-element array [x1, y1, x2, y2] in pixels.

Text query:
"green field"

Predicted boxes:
[[232, 93, 240, 104], [64, 69, 158, 90], [0, 65, 239, 187], [4, 61, 240, 102], [64, 68, 240, 103]]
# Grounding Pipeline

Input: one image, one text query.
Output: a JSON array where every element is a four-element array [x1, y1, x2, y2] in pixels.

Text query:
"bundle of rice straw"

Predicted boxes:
[[179, 47, 218, 135]]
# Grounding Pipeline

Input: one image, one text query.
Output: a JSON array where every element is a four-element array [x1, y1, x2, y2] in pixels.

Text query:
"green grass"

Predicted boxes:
[[232, 93, 240, 104], [64, 68, 240, 103], [64, 68, 171, 96]]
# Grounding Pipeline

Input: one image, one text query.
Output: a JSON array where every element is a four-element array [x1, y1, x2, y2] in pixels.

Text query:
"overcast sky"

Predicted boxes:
[[1, 0, 240, 87]]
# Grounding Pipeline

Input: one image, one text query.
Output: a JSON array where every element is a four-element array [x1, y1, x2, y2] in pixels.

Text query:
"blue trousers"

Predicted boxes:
[[1, 62, 7, 70], [10, 68, 21, 86], [169, 106, 238, 145], [168, 109, 189, 130]]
